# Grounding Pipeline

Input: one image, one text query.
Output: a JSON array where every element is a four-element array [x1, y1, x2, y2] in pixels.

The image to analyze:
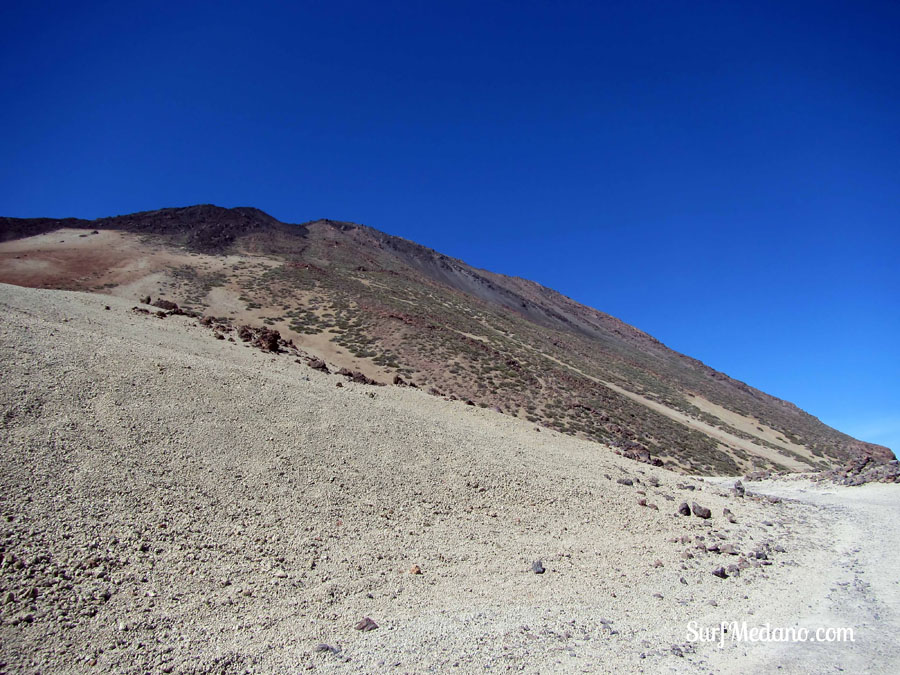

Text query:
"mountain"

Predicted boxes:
[[0, 205, 891, 474]]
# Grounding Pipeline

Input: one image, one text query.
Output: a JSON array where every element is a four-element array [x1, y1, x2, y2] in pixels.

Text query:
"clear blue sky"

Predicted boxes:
[[2, 1, 897, 452]]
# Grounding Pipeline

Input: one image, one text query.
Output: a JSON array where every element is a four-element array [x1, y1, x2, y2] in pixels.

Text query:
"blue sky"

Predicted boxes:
[[1, 1, 897, 451]]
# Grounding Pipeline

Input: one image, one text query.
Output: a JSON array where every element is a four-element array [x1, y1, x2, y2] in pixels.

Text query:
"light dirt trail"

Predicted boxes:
[[706, 478, 900, 673]]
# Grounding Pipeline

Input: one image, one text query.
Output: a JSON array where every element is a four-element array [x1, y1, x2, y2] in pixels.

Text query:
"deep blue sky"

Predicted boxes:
[[2, 1, 897, 451]]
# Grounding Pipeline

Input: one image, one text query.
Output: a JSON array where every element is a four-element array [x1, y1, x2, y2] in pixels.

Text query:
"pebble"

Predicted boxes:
[[354, 617, 379, 631], [691, 502, 712, 519]]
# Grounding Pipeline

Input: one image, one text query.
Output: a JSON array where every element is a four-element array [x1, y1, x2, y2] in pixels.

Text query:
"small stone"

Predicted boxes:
[[712, 567, 728, 579], [409, 565, 422, 575], [691, 502, 712, 519], [677, 502, 691, 516], [532, 560, 545, 574], [617, 478, 633, 486], [354, 617, 379, 631]]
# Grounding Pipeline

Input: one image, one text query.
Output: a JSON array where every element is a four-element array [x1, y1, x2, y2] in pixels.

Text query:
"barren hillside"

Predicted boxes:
[[0, 206, 891, 474], [3, 283, 898, 673]]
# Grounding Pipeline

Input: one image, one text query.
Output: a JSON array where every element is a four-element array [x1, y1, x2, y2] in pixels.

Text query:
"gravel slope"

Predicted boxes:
[[0, 283, 893, 674]]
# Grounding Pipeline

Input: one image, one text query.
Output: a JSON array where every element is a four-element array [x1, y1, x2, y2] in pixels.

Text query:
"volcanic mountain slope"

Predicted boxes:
[[0, 205, 891, 474]]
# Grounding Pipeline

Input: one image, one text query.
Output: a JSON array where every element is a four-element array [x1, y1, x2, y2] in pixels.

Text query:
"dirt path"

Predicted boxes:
[[706, 478, 900, 673]]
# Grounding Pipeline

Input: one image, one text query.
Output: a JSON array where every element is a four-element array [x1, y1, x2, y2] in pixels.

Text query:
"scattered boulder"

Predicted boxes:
[[354, 617, 379, 632], [256, 327, 280, 352], [816, 457, 900, 485], [152, 298, 179, 312], [677, 502, 691, 516], [712, 567, 728, 579], [337, 367, 380, 386], [307, 359, 329, 373], [691, 502, 711, 519], [616, 478, 634, 487], [315, 644, 339, 654], [531, 560, 545, 574]]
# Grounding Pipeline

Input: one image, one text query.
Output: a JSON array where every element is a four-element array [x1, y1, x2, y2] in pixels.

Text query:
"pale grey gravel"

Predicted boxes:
[[0, 283, 895, 674]]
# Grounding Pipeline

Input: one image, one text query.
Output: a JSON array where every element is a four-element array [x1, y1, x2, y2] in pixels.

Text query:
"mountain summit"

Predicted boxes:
[[0, 205, 891, 474]]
